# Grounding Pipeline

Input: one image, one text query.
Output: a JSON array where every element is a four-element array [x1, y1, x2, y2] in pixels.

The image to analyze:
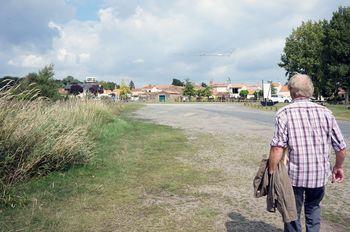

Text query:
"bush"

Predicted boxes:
[[0, 85, 122, 206]]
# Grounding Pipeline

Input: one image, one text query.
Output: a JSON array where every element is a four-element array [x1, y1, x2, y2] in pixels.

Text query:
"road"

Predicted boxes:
[[136, 103, 350, 139]]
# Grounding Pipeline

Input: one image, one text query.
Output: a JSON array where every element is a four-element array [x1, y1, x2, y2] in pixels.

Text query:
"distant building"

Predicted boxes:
[[278, 85, 290, 98], [85, 76, 97, 83], [138, 85, 183, 102]]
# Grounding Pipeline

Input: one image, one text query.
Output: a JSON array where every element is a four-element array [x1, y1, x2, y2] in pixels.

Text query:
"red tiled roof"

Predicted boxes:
[[210, 83, 229, 87], [280, 85, 289, 92], [230, 84, 245, 88], [271, 82, 281, 87]]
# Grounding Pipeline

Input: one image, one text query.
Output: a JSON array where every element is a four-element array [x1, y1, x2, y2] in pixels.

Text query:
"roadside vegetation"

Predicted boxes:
[[0, 83, 123, 207], [243, 102, 350, 121], [0, 103, 216, 231]]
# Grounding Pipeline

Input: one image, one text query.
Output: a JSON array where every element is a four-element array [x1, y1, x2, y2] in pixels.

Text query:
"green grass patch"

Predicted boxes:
[[325, 104, 350, 121], [0, 107, 209, 231]]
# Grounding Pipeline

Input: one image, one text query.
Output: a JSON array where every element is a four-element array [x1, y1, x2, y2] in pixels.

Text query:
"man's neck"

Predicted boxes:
[[292, 96, 309, 102]]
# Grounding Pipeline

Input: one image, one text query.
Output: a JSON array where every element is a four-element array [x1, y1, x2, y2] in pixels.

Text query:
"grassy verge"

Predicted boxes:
[[243, 102, 350, 121], [0, 105, 213, 231]]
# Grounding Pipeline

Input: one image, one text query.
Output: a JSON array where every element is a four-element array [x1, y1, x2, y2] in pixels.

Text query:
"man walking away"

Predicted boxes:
[[268, 74, 347, 232]]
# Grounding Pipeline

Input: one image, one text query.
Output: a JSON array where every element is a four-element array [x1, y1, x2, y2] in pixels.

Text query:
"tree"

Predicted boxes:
[[254, 90, 263, 99], [239, 89, 249, 99], [37, 64, 62, 99], [172, 78, 184, 86], [62, 76, 81, 86], [100, 81, 116, 91], [199, 86, 212, 100], [69, 84, 83, 95], [201, 82, 208, 87], [129, 80, 135, 90], [119, 80, 131, 100], [182, 79, 196, 100], [324, 6, 350, 104], [89, 85, 103, 96], [279, 20, 327, 98]]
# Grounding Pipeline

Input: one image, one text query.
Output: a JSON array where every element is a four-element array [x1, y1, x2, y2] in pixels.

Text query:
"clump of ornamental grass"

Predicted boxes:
[[0, 82, 122, 206]]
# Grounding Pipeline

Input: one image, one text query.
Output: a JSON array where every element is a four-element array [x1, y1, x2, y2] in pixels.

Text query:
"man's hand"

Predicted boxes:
[[332, 148, 346, 183], [332, 166, 344, 183]]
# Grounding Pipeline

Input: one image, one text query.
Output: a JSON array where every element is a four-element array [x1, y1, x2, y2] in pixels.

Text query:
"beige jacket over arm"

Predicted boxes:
[[253, 159, 297, 223]]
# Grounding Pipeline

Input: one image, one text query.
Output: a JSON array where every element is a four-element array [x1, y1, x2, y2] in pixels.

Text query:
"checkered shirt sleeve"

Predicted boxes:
[[329, 113, 347, 152], [270, 112, 288, 148]]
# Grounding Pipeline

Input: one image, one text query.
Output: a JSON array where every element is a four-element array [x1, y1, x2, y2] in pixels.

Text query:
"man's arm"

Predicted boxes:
[[268, 146, 284, 174], [332, 148, 346, 183]]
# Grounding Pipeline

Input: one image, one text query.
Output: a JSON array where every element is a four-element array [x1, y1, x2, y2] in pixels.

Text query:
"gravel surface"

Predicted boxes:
[[134, 103, 349, 232]]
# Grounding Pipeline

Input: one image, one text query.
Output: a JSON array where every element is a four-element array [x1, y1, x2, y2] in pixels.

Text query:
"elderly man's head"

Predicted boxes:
[[288, 74, 314, 99]]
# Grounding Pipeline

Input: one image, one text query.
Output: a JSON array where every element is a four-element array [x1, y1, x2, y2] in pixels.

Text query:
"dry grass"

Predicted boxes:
[[0, 84, 123, 206]]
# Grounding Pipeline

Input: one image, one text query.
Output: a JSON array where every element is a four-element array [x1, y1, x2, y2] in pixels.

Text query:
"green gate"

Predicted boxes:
[[159, 95, 166, 102]]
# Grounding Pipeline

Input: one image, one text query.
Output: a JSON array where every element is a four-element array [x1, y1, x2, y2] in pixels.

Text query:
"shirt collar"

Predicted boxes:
[[292, 97, 310, 103]]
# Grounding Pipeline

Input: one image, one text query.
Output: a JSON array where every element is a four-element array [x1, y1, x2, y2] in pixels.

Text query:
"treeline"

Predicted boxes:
[[0, 64, 137, 100], [280, 6, 350, 104]]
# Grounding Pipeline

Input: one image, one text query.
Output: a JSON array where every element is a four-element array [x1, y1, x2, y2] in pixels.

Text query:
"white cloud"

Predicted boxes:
[[132, 58, 144, 64], [1, 0, 349, 85], [8, 54, 47, 68]]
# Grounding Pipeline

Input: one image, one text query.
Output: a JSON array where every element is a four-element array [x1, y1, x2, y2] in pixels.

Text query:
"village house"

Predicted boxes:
[[278, 85, 290, 98], [135, 85, 183, 102]]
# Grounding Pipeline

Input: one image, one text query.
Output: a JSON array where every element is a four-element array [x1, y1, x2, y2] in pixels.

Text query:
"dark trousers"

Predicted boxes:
[[284, 186, 325, 232]]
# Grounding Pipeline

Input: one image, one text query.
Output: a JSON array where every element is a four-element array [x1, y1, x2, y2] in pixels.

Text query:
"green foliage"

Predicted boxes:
[[99, 81, 116, 91], [129, 80, 135, 90], [120, 80, 131, 100], [239, 89, 249, 98], [279, 20, 326, 97], [11, 64, 62, 101], [254, 90, 263, 99], [182, 79, 196, 99], [172, 78, 184, 86], [62, 76, 81, 86], [197, 86, 212, 98], [324, 6, 350, 104]]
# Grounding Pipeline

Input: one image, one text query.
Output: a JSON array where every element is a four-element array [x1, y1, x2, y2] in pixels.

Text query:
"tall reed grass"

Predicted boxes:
[[0, 83, 122, 206]]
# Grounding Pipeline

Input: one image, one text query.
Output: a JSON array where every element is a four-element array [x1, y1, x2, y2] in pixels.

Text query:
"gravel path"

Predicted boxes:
[[134, 103, 349, 232]]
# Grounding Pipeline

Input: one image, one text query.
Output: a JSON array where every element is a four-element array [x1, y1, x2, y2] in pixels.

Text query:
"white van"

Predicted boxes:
[[270, 94, 292, 103]]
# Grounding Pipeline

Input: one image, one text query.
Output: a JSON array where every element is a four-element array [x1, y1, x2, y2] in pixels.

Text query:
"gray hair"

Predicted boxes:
[[288, 74, 314, 98]]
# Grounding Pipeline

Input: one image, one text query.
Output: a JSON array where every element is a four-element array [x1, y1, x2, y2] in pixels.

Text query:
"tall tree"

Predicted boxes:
[[324, 6, 350, 104], [182, 79, 196, 100], [279, 20, 326, 98], [129, 80, 135, 90], [172, 78, 184, 86]]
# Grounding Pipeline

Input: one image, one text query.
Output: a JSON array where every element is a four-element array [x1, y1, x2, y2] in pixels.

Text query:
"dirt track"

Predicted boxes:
[[135, 103, 349, 231]]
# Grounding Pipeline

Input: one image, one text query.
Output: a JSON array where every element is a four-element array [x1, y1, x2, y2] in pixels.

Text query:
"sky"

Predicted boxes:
[[0, 0, 349, 87]]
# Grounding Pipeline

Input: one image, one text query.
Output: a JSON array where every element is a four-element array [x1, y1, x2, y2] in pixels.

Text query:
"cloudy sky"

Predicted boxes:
[[0, 0, 348, 86]]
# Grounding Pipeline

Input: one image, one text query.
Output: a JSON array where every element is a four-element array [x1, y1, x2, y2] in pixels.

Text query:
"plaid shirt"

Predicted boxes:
[[270, 98, 347, 188]]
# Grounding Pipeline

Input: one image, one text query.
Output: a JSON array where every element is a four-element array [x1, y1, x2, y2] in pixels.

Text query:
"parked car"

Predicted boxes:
[[270, 94, 292, 103]]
